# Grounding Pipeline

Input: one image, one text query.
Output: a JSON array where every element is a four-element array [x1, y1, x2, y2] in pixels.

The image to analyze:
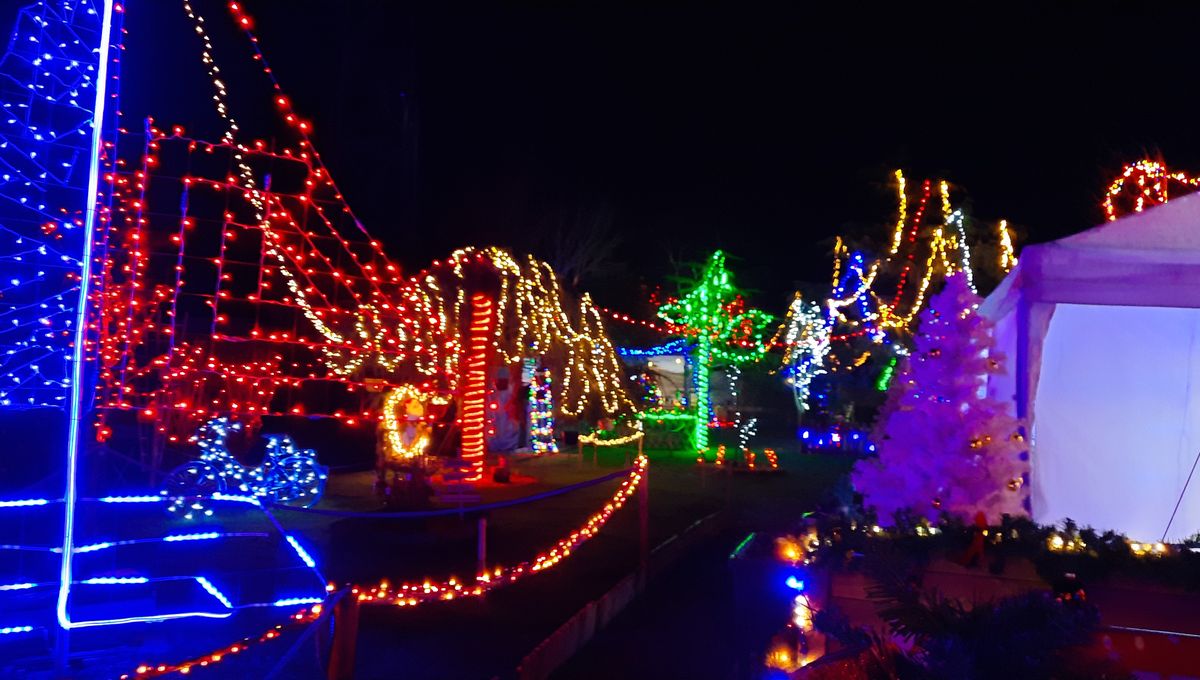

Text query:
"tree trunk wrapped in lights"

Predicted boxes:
[[656, 251, 772, 453]]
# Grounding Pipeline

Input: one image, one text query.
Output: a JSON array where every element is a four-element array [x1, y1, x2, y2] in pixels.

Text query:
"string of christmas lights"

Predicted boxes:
[[459, 293, 493, 481], [120, 603, 325, 679], [825, 172, 977, 335], [578, 420, 645, 447], [125, 452, 647, 678], [1102, 158, 1200, 222], [771, 293, 830, 413], [528, 367, 558, 454], [356, 453, 646, 601], [86, 1, 643, 483]]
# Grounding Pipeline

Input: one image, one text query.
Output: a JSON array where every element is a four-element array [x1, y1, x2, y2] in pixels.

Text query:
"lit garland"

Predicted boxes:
[[1102, 158, 1200, 222], [657, 251, 772, 452], [578, 421, 645, 447], [356, 454, 647, 605], [797, 515, 1200, 602], [163, 417, 327, 518], [635, 408, 696, 423], [528, 367, 558, 454], [762, 532, 822, 672]]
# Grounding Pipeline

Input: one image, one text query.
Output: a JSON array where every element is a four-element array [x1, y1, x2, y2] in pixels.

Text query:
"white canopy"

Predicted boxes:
[[981, 193, 1200, 541]]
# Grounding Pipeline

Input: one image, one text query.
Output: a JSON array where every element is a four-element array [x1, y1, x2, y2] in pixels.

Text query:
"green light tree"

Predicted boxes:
[[657, 251, 773, 452]]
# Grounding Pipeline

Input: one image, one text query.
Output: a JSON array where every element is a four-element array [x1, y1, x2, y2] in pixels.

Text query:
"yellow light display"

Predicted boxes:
[[281, 246, 634, 419], [998, 219, 1018, 272], [380, 385, 448, 462]]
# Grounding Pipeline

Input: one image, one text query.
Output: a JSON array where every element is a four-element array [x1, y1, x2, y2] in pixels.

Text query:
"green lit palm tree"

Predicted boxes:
[[657, 251, 773, 452]]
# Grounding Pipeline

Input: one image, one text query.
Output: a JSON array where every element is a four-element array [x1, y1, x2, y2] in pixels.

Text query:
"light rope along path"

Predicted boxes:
[[122, 455, 648, 678]]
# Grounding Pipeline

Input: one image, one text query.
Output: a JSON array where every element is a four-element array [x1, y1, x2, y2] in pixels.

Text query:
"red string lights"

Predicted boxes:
[[1102, 158, 1200, 222], [124, 454, 648, 678], [91, 139, 634, 444], [460, 294, 494, 482], [120, 605, 324, 678], [354, 454, 647, 606], [601, 306, 670, 334]]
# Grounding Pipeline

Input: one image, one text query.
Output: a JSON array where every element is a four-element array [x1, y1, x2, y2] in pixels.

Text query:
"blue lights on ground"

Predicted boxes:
[[799, 425, 875, 453]]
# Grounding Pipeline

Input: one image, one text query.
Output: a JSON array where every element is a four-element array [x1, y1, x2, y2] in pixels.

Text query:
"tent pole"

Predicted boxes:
[[1016, 297, 1030, 420], [1162, 447, 1200, 542]]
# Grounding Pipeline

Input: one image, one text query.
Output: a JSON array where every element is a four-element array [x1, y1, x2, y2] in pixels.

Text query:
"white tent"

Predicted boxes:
[[981, 193, 1200, 542]]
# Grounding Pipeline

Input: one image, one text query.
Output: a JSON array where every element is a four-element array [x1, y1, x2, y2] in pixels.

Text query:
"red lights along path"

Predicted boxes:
[[123, 454, 649, 678]]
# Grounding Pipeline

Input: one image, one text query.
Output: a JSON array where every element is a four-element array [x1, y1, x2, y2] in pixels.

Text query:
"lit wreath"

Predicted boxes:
[[381, 385, 449, 462]]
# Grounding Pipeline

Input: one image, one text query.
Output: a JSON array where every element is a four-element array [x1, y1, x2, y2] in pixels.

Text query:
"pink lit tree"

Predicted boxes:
[[853, 273, 1029, 524]]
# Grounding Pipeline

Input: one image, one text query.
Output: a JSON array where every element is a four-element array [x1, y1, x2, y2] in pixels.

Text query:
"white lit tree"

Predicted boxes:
[[853, 273, 1028, 524]]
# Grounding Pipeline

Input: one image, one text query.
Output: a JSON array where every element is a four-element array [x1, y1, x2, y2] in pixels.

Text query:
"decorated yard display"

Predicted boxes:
[[779, 173, 1021, 416], [0, 0, 645, 670]]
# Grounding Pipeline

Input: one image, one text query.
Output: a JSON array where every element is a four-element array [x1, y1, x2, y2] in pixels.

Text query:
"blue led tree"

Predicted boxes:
[[0, 0, 127, 637], [0, 0, 119, 408], [0, 3, 328, 646]]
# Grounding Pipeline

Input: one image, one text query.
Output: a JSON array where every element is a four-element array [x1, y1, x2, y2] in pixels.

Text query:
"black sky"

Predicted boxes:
[[95, 2, 1200, 307]]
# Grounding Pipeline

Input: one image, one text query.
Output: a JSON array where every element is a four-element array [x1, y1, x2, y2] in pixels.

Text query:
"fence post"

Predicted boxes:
[[477, 514, 488, 576], [638, 463, 649, 590], [327, 593, 360, 680]]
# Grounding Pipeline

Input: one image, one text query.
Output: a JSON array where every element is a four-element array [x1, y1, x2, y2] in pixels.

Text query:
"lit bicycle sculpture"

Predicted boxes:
[[164, 417, 328, 517]]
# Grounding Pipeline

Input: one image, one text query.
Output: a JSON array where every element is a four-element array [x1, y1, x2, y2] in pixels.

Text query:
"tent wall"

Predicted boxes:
[[1032, 303, 1200, 541], [979, 195, 1200, 541]]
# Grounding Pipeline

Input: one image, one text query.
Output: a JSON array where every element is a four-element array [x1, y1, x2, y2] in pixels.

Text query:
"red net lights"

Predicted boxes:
[[84, 0, 635, 488]]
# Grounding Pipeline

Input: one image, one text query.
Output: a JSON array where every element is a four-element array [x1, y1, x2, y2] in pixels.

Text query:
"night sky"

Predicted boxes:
[[63, 2, 1200, 307]]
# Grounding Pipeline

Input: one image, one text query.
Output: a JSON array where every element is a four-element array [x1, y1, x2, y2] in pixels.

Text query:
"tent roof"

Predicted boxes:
[[982, 192, 1200, 314], [1057, 191, 1200, 252]]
